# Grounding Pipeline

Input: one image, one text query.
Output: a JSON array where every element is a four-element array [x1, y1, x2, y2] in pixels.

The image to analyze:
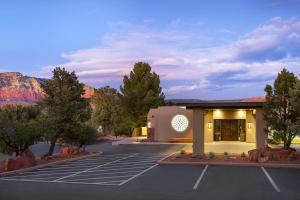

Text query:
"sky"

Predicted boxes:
[[1, 0, 300, 99]]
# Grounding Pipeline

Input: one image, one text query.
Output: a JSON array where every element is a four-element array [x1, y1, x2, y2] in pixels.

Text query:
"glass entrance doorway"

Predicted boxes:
[[214, 119, 246, 141]]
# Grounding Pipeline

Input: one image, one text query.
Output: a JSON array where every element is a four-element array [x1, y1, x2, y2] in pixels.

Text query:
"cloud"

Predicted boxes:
[[40, 17, 300, 99], [228, 17, 300, 61]]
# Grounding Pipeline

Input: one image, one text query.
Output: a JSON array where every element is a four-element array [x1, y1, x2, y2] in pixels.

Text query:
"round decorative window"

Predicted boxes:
[[171, 114, 189, 132]]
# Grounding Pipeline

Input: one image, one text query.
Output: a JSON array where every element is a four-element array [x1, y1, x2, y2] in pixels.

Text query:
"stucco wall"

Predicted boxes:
[[148, 107, 262, 144], [147, 106, 193, 142], [204, 110, 213, 142], [246, 110, 256, 143]]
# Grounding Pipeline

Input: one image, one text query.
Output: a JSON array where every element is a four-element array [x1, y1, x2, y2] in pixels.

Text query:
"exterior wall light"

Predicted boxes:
[[147, 122, 151, 128], [208, 122, 212, 129], [239, 110, 246, 118], [214, 110, 222, 118], [247, 122, 252, 129]]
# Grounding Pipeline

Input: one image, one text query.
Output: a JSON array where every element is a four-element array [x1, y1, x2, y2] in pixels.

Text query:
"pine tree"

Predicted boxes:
[[263, 68, 299, 149], [120, 62, 165, 128], [40, 67, 91, 156]]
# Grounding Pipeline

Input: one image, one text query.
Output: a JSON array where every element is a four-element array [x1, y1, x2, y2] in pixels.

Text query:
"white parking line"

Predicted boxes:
[[119, 164, 158, 186], [0, 153, 163, 186], [64, 174, 133, 182], [193, 165, 208, 190], [88, 165, 150, 173], [52, 153, 138, 182], [261, 167, 280, 192], [90, 163, 156, 171]]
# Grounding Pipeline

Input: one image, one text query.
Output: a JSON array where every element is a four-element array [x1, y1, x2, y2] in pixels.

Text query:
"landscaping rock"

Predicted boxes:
[[60, 147, 81, 157], [0, 160, 5, 172], [248, 147, 297, 162], [248, 149, 260, 162], [258, 156, 269, 163], [20, 149, 36, 167], [4, 157, 22, 171]]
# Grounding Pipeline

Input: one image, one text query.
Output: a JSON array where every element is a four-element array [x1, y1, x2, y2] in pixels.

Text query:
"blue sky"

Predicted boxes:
[[1, 0, 300, 99]]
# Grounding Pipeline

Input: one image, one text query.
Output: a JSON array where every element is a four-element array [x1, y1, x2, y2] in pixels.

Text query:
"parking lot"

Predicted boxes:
[[0, 153, 164, 186], [0, 144, 300, 200]]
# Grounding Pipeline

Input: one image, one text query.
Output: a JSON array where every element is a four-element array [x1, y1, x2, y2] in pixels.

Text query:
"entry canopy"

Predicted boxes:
[[166, 97, 265, 109]]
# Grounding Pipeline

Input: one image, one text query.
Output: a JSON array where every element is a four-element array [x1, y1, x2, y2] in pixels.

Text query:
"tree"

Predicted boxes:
[[0, 105, 41, 156], [91, 86, 120, 135], [92, 86, 133, 137], [119, 62, 165, 128], [40, 67, 91, 156], [263, 68, 299, 149], [62, 123, 97, 151], [289, 79, 300, 139]]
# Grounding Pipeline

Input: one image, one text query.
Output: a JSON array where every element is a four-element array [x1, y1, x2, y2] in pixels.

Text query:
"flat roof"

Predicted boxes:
[[166, 97, 265, 109]]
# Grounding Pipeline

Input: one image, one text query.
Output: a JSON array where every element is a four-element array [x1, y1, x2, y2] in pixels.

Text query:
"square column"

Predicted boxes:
[[255, 108, 266, 149], [192, 109, 204, 155]]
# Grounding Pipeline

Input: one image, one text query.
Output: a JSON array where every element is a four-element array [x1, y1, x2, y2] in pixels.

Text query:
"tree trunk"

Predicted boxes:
[[284, 141, 291, 150], [15, 149, 20, 157], [46, 134, 59, 156]]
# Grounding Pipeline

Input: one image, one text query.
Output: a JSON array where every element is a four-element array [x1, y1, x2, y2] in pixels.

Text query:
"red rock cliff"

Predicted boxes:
[[0, 72, 94, 105]]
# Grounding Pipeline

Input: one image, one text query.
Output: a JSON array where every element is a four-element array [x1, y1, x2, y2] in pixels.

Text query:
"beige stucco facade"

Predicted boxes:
[[147, 106, 193, 142], [148, 105, 266, 155]]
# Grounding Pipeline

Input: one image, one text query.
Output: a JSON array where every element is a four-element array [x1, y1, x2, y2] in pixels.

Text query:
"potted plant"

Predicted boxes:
[[180, 149, 186, 155], [207, 152, 215, 160], [224, 152, 229, 161], [241, 152, 246, 160]]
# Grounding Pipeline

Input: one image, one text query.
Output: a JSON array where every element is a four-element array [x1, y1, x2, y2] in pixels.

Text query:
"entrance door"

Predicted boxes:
[[221, 120, 238, 141]]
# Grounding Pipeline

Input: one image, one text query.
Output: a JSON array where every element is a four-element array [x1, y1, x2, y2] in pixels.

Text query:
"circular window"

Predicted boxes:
[[171, 114, 189, 132]]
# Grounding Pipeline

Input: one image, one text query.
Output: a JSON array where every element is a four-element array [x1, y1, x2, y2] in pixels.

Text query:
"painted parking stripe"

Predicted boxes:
[[88, 165, 151, 173], [0, 153, 164, 186], [12, 169, 143, 179], [0, 178, 124, 186], [89, 163, 157, 171], [193, 165, 208, 190], [261, 167, 280, 192], [53, 153, 138, 182], [63, 174, 134, 182], [119, 164, 158, 186]]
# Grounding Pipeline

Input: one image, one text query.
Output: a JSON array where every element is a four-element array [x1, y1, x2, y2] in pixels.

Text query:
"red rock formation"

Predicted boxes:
[[60, 147, 80, 157], [248, 146, 296, 162], [0, 72, 94, 105]]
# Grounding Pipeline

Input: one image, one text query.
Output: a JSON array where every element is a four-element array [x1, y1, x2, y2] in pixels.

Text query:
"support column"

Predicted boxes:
[[255, 108, 266, 149], [192, 109, 204, 156]]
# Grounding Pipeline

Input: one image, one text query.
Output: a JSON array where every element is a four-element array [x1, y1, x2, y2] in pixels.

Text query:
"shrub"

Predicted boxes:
[[207, 152, 215, 159]]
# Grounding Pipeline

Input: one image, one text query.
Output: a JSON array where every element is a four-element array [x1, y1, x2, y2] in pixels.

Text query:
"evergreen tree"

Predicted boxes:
[[92, 86, 120, 135], [263, 68, 299, 149], [120, 62, 165, 128], [92, 86, 133, 137], [40, 67, 91, 156], [0, 105, 41, 156]]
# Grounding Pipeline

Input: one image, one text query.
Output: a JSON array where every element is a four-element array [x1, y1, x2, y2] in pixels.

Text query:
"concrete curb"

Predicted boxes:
[[158, 160, 300, 169], [0, 151, 103, 177]]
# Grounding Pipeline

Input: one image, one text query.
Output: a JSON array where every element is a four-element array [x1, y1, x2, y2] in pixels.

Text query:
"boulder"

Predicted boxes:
[[258, 156, 269, 163], [248, 147, 297, 162], [272, 149, 296, 161], [60, 147, 72, 157], [20, 149, 36, 167], [0, 160, 5, 172], [4, 157, 22, 171], [248, 149, 260, 162], [60, 147, 80, 157]]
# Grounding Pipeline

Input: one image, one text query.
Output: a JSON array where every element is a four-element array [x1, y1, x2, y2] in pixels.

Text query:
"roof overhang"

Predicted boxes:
[[167, 99, 264, 109]]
